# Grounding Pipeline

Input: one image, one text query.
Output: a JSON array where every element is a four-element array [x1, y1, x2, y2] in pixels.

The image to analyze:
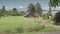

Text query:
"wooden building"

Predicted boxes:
[[24, 12, 38, 18]]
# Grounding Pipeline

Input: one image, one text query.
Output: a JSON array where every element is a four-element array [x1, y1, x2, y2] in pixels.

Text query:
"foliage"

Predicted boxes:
[[0, 16, 44, 32], [53, 11, 60, 24], [0, 16, 59, 33], [49, 0, 58, 8], [5, 29, 12, 34], [2, 5, 5, 12], [0, 5, 6, 16], [0, 5, 27, 17], [48, 5, 52, 16], [42, 14, 49, 20], [0, 3, 43, 17], [35, 3, 42, 16], [19, 11, 26, 16], [49, 0, 60, 7], [11, 8, 19, 16], [27, 3, 35, 14], [27, 3, 42, 16], [16, 26, 24, 33], [27, 24, 45, 32]]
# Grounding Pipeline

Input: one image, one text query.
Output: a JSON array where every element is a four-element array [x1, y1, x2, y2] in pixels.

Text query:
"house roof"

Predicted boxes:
[[24, 12, 38, 17]]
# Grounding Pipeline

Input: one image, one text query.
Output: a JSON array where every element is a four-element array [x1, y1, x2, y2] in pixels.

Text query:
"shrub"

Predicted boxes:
[[53, 11, 60, 25], [16, 26, 24, 33], [5, 29, 12, 34], [27, 24, 45, 32], [42, 14, 49, 20]]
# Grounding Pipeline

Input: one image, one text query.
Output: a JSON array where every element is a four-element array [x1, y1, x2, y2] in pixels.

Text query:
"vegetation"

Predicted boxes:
[[27, 3, 35, 14], [0, 16, 59, 33], [27, 3, 42, 16], [49, 0, 58, 8], [0, 0, 60, 34], [16, 26, 24, 33], [35, 3, 42, 16], [0, 6, 26, 17], [53, 11, 60, 25], [0, 3, 42, 17], [49, 0, 60, 24]]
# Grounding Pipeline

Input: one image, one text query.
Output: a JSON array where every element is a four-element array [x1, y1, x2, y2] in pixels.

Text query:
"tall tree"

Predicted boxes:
[[47, 0, 59, 19], [1, 5, 6, 16], [48, 6, 52, 16], [49, 0, 60, 17], [49, 0, 59, 8], [47, 0, 52, 18], [27, 3, 35, 14], [49, 0, 60, 24], [35, 3, 42, 16], [2, 5, 5, 11], [1, 5, 5, 12], [12, 8, 18, 16]]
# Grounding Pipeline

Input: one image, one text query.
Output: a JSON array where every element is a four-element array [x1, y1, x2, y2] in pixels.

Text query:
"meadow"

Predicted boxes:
[[0, 16, 42, 32], [0, 16, 60, 34]]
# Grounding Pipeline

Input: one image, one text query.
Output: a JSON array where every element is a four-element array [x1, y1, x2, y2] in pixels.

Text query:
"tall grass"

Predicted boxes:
[[0, 16, 60, 34]]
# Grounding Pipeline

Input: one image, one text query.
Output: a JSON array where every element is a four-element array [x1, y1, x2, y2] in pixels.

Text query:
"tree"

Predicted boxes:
[[27, 3, 35, 14], [12, 8, 17, 14], [35, 3, 42, 16], [2, 5, 5, 11], [0, 5, 6, 16], [12, 8, 18, 16], [49, 0, 60, 8], [13, 8, 17, 12], [47, 0, 59, 19], [53, 11, 60, 24], [47, 1, 52, 19], [48, 0, 59, 16], [49, 0, 60, 24]]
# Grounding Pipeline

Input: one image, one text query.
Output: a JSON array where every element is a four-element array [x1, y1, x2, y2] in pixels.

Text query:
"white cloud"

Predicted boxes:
[[5, 7, 13, 10], [19, 6, 24, 8], [42, 6, 60, 10], [56, 7, 60, 10]]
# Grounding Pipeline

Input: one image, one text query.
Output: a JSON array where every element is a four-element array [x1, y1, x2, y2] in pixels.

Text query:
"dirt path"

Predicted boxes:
[[53, 25, 60, 29], [32, 32, 60, 34]]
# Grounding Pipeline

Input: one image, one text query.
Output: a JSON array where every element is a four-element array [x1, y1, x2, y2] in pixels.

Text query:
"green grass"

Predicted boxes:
[[0, 16, 43, 32], [0, 16, 60, 34]]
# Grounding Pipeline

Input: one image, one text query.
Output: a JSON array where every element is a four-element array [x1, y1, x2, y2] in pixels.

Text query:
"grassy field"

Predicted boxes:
[[0, 16, 60, 34], [0, 16, 43, 32]]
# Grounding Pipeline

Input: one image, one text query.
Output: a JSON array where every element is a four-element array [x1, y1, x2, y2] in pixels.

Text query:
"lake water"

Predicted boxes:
[[42, 11, 59, 16]]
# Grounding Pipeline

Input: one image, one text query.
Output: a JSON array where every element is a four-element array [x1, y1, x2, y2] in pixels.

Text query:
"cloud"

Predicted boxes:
[[5, 6, 13, 10], [19, 6, 24, 8]]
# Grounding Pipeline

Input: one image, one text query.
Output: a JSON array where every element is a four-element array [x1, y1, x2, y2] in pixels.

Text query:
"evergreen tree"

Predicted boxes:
[[35, 3, 42, 16], [1, 5, 6, 16], [27, 3, 35, 14], [2, 5, 5, 11]]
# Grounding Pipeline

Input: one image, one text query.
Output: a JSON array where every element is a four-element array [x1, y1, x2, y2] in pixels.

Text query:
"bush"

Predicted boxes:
[[42, 14, 49, 20], [27, 24, 45, 32], [53, 11, 60, 25], [5, 29, 12, 34], [16, 26, 24, 33]]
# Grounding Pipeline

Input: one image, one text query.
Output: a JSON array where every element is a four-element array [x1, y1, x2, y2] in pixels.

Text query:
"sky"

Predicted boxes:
[[0, 0, 60, 11]]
